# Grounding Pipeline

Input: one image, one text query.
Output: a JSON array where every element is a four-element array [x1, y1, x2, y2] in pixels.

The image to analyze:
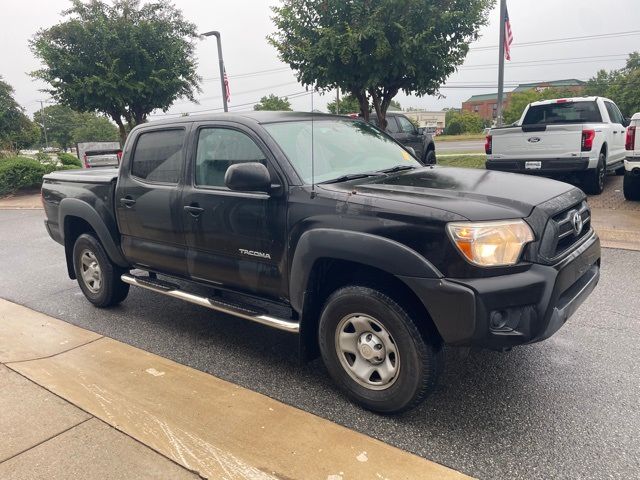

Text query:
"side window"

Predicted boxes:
[[397, 116, 416, 134], [131, 129, 185, 184], [605, 102, 623, 124], [195, 128, 267, 188], [386, 117, 400, 134]]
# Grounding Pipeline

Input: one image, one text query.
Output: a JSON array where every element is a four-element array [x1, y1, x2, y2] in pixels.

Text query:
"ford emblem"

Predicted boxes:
[[528, 137, 541, 143]]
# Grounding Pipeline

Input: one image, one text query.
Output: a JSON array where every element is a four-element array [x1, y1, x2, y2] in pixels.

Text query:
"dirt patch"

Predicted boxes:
[[0, 189, 42, 210]]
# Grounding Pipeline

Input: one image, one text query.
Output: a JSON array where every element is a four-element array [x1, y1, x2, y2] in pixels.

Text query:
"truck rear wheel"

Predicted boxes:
[[581, 152, 606, 195], [73, 233, 129, 308], [318, 286, 441, 413], [623, 172, 640, 201]]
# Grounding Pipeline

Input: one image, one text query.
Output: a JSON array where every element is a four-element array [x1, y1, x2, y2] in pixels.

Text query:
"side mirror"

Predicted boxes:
[[225, 162, 272, 193], [418, 127, 426, 136]]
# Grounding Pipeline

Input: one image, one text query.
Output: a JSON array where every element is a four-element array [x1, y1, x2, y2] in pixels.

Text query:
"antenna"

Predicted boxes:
[[310, 84, 316, 199]]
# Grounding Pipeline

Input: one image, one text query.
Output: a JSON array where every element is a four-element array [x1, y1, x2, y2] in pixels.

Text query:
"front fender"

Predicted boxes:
[[59, 198, 128, 268], [289, 228, 442, 313]]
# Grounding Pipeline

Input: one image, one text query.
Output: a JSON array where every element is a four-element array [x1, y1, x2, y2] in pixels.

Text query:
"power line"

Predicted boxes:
[[460, 53, 630, 70], [470, 30, 640, 51]]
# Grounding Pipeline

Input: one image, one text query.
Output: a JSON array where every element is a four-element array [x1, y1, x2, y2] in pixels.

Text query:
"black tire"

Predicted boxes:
[[424, 148, 436, 165], [623, 172, 640, 201], [73, 233, 129, 308], [318, 285, 441, 414], [582, 152, 606, 195]]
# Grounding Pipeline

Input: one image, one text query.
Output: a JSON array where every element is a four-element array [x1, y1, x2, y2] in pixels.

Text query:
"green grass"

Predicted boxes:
[[435, 134, 486, 142], [437, 155, 486, 169]]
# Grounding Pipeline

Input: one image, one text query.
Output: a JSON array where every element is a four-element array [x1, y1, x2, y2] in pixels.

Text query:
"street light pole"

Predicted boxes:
[[201, 31, 228, 112], [39, 100, 49, 149]]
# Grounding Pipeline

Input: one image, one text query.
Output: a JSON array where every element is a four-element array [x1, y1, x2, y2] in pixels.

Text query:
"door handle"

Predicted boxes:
[[184, 205, 205, 217], [120, 196, 136, 207], [613, 131, 618, 134]]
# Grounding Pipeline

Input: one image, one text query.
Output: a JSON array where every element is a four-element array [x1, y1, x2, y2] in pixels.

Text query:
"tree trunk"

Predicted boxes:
[[369, 88, 385, 130], [355, 91, 369, 121]]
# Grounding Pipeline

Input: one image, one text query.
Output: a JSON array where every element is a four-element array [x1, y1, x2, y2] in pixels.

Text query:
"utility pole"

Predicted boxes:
[[496, 0, 507, 127], [39, 100, 49, 149], [201, 31, 228, 112]]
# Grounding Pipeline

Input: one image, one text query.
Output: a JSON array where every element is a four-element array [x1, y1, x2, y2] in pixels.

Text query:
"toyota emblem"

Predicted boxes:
[[570, 211, 583, 236]]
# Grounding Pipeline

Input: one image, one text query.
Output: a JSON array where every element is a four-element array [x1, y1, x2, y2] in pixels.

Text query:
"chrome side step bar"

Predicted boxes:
[[121, 274, 300, 334]]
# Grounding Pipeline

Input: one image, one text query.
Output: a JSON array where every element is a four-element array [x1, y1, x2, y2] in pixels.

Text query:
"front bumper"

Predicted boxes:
[[402, 230, 601, 350], [486, 157, 591, 174]]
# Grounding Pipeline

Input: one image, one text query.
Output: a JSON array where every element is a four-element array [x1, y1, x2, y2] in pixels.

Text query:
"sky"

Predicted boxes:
[[1, 0, 639, 119]]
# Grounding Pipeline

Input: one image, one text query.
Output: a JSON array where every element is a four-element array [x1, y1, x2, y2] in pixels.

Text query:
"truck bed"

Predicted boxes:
[[44, 167, 119, 184]]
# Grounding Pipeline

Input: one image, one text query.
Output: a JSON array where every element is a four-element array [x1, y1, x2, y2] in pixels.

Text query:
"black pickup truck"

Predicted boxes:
[[42, 112, 601, 413]]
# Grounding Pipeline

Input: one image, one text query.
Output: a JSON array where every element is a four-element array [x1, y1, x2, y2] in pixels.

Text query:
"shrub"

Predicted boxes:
[[0, 157, 48, 196], [58, 152, 82, 167], [35, 151, 52, 163]]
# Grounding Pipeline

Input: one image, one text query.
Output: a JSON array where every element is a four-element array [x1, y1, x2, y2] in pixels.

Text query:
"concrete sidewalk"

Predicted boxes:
[[0, 299, 469, 480]]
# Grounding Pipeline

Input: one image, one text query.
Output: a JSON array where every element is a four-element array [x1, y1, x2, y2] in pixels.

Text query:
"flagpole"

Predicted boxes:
[[201, 31, 229, 112], [496, 0, 506, 127]]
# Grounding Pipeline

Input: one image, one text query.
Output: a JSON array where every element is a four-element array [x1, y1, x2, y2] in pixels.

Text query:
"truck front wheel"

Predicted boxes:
[[72, 233, 129, 308], [318, 286, 442, 413]]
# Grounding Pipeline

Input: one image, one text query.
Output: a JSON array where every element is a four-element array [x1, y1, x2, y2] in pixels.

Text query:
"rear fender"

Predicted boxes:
[[59, 198, 129, 271]]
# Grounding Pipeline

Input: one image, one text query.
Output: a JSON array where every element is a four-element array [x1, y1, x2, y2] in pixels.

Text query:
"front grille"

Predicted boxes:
[[549, 201, 591, 258]]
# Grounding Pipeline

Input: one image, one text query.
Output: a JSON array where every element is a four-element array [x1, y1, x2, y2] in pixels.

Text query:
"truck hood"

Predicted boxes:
[[330, 166, 578, 221]]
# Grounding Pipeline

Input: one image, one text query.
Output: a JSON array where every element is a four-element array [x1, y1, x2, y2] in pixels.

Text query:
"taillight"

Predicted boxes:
[[116, 151, 123, 163], [83, 153, 90, 168], [581, 129, 596, 152], [485, 135, 493, 154], [626, 126, 636, 151]]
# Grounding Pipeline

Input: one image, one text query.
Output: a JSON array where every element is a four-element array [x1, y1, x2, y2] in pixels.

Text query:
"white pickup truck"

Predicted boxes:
[[623, 112, 640, 200], [486, 97, 630, 195]]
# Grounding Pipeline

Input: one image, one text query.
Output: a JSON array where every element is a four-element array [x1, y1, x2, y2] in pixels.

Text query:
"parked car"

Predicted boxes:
[[41, 112, 600, 413], [486, 97, 630, 195], [623, 112, 640, 200], [82, 148, 122, 168], [369, 112, 437, 164], [77, 141, 122, 168]]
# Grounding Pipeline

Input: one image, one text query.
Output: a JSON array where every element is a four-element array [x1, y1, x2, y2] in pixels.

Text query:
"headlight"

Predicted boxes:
[[446, 220, 534, 267]]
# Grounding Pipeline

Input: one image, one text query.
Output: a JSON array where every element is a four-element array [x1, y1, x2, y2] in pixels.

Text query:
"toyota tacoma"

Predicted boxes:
[[42, 112, 601, 413]]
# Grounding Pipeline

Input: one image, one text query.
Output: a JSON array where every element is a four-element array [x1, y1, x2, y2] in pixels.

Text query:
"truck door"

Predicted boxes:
[[395, 115, 424, 159], [116, 126, 189, 277], [604, 101, 626, 165], [181, 123, 288, 300]]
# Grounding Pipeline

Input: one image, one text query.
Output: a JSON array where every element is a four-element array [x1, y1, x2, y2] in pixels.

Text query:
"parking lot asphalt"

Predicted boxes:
[[1, 209, 639, 480]]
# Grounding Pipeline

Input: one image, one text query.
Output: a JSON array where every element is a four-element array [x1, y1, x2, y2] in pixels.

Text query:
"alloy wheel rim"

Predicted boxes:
[[335, 314, 400, 390], [80, 249, 102, 293]]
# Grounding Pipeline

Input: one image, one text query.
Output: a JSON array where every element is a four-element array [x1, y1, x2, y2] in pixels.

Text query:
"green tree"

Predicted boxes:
[[33, 104, 78, 150], [389, 99, 402, 111], [444, 111, 483, 135], [253, 94, 292, 111], [584, 52, 640, 117], [0, 77, 41, 151], [327, 94, 361, 114], [72, 114, 120, 143], [30, 0, 200, 143], [269, 0, 493, 129]]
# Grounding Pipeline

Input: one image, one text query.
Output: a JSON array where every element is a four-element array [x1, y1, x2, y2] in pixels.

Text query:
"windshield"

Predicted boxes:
[[522, 101, 602, 125], [263, 119, 420, 184]]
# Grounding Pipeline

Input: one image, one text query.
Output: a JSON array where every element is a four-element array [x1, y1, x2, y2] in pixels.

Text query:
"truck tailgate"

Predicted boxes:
[[492, 124, 584, 159]]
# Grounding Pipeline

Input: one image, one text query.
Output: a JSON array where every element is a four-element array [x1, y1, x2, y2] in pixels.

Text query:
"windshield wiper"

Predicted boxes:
[[319, 172, 384, 184], [378, 165, 417, 174]]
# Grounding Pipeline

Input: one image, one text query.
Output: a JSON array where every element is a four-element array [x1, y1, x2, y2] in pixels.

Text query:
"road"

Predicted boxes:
[[435, 139, 484, 153], [1, 209, 639, 480]]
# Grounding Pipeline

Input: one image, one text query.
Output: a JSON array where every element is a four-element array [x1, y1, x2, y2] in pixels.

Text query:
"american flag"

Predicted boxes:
[[504, 5, 514, 61], [223, 67, 231, 102]]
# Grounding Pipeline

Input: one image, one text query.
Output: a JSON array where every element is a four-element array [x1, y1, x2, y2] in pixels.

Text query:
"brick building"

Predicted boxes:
[[462, 79, 586, 122]]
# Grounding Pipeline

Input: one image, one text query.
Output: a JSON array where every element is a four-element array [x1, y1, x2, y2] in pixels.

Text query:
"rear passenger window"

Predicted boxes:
[[131, 129, 185, 184], [605, 102, 624, 124], [195, 128, 266, 188]]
